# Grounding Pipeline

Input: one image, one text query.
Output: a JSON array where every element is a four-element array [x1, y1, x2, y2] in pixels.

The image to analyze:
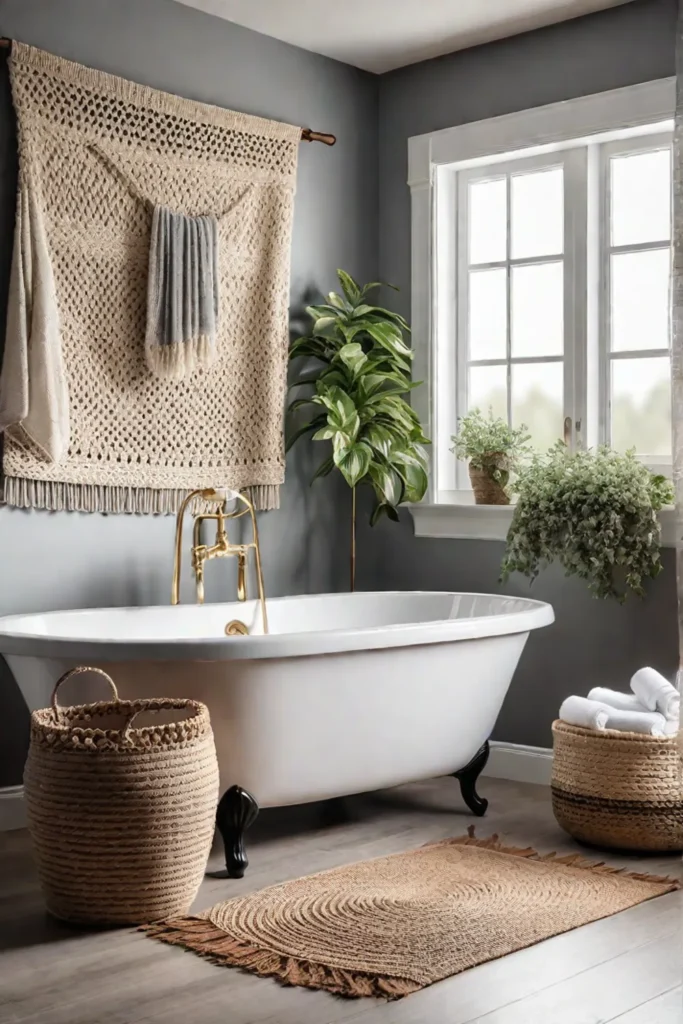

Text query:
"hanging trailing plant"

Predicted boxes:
[[501, 443, 674, 601], [286, 270, 429, 587]]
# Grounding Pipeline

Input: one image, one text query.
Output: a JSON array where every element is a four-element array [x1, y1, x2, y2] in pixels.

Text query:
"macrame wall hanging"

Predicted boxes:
[[0, 42, 302, 512]]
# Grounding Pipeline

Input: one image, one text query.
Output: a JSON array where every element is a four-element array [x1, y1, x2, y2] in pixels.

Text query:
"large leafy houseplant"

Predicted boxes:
[[286, 270, 429, 589], [450, 409, 531, 505], [501, 443, 674, 601]]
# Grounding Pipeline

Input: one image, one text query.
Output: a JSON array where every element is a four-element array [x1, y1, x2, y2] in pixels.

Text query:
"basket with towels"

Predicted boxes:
[[552, 667, 683, 852], [24, 666, 219, 925]]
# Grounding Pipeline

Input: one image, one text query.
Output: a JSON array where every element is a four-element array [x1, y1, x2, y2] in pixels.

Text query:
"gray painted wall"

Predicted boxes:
[[359, 0, 680, 748], [0, 0, 379, 785]]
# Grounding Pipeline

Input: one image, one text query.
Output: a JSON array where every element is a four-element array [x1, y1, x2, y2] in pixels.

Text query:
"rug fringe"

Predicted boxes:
[[441, 827, 682, 889], [141, 918, 420, 1000]]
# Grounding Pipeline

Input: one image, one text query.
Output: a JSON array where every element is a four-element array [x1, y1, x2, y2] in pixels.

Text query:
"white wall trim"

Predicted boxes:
[[0, 785, 26, 831], [409, 503, 677, 546], [408, 77, 675, 184], [0, 748, 552, 830], [483, 741, 553, 786]]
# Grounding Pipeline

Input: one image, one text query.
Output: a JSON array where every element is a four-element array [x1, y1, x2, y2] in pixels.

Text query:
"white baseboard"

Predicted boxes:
[[483, 741, 553, 786], [0, 744, 552, 832], [0, 785, 27, 831]]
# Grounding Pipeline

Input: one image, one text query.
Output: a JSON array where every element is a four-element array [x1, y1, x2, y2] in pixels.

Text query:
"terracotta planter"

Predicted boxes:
[[469, 464, 510, 505]]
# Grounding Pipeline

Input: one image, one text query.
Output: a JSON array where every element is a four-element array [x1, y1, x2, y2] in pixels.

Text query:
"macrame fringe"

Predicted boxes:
[[2, 477, 280, 513], [141, 829, 680, 1001], [141, 918, 420, 1001], [146, 337, 216, 381]]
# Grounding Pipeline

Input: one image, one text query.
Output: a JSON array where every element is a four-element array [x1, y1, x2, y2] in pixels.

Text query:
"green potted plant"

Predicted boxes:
[[450, 410, 531, 505], [286, 270, 429, 590], [501, 443, 674, 601]]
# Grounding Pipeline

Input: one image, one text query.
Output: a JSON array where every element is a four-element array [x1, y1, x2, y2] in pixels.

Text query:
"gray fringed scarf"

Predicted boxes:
[[146, 205, 220, 380]]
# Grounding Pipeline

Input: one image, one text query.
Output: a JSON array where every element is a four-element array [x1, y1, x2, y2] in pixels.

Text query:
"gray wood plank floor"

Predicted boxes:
[[1, 777, 681, 1024]]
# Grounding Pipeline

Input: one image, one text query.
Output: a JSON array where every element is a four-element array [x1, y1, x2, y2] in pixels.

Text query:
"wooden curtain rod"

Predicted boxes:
[[0, 37, 336, 146]]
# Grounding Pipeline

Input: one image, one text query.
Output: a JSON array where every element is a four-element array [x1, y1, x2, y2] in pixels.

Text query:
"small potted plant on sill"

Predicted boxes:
[[501, 443, 674, 601], [450, 410, 532, 505]]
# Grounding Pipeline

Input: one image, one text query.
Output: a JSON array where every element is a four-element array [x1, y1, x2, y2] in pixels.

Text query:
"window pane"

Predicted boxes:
[[469, 178, 506, 265], [469, 364, 507, 422], [511, 262, 563, 357], [469, 268, 507, 360], [611, 149, 671, 247], [511, 362, 563, 452], [511, 167, 563, 259], [611, 249, 670, 351], [611, 357, 671, 458]]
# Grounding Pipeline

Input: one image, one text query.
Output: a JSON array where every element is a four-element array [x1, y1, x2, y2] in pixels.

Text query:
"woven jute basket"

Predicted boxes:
[[24, 667, 219, 925], [551, 720, 683, 852], [468, 464, 510, 505]]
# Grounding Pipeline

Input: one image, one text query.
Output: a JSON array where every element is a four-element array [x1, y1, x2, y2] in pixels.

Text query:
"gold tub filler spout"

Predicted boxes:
[[171, 488, 268, 634]]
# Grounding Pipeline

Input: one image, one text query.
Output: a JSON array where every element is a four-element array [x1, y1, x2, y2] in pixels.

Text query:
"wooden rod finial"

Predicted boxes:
[[301, 128, 337, 147]]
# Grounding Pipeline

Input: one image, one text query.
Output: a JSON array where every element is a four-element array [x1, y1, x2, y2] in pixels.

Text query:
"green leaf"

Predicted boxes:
[[312, 316, 337, 334], [356, 373, 390, 404], [365, 321, 412, 357], [334, 441, 372, 487], [311, 455, 335, 481], [287, 396, 317, 413], [337, 270, 361, 306], [305, 304, 345, 320], [392, 459, 428, 503], [362, 423, 395, 457], [289, 335, 330, 361], [312, 426, 337, 441], [369, 462, 404, 506], [360, 281, 397, 298], [336, 342, 367, 377], [327, 291, 347, 310], [285, 413, 327, 452], [316, 385, 360, 440]]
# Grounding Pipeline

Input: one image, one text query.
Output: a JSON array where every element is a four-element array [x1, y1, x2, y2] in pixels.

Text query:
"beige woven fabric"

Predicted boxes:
[[552, 720, 683, 852], [24, 668, 219, 925], [144, 830, 679, 999], [2, 42, 300, 513]]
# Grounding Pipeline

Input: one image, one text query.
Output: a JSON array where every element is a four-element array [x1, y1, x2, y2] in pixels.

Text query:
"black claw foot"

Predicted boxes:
[[320, 796, 352, 827], [453, 741, 490, 817], [207, 785, 259, 879]]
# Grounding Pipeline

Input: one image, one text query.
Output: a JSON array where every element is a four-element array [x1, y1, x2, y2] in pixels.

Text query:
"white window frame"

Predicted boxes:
[[408, 78, 676, 542], [599, 133, 672, 472]]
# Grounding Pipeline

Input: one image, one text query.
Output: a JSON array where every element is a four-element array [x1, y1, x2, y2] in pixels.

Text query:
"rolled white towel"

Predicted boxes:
[[602, 708, 668, 737], [560, 696, 668, 736], [559, 696, 609, 731], [587, 687, 646, 713], [630, 667, 680, 721]]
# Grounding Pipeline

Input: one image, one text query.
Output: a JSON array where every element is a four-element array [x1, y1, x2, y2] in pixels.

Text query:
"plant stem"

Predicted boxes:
[[350, 486, 356, 593]]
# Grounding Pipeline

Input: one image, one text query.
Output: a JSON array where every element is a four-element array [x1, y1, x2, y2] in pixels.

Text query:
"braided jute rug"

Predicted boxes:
[[143, 829, 680, 1000]]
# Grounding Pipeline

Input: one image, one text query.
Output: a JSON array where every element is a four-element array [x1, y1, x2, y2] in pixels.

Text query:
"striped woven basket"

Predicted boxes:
[[24, 667, 219, 925], [551, 720, 683, 853]]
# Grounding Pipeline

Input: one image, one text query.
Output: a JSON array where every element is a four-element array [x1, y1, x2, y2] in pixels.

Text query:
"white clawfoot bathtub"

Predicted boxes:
[[0, 592, 552, 809]]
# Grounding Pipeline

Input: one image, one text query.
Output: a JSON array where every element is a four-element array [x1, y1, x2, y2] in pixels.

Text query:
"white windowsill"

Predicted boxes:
[[409, 501, 677, 547]]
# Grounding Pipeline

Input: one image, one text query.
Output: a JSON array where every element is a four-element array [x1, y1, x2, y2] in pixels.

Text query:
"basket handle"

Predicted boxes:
[[51, 666, 119, 719], [120, 699, 190, 742]]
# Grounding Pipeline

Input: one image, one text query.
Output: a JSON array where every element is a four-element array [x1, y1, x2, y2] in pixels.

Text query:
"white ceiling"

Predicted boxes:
[[175, 0, 633, 74]]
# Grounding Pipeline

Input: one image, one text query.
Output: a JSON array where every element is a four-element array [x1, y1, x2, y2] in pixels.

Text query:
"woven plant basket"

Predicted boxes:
[[551, 720, 683, 853], [24, 667, 219, 925], [468, 464, 510, 505]]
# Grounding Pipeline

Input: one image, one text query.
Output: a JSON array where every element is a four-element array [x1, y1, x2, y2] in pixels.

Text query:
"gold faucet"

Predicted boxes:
[[171, 488, 268, 633]]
